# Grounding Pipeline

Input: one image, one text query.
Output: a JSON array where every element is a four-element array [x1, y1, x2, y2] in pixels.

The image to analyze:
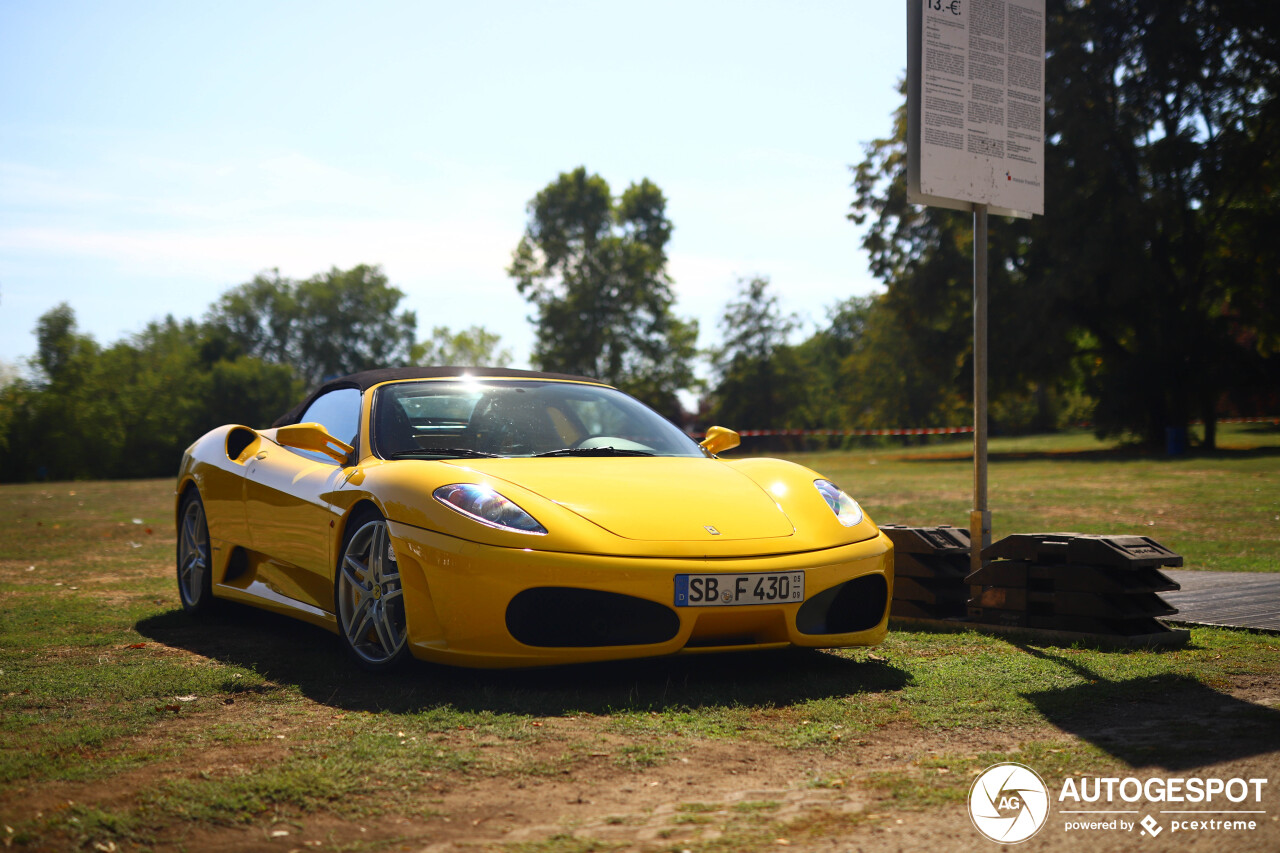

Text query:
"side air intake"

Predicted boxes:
[[795, 574, 889, 635]]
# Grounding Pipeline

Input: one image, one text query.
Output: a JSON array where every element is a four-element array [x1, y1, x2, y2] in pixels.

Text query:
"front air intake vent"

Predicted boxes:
[[506, 588, 680, 647], [796, 573, 889, 635]]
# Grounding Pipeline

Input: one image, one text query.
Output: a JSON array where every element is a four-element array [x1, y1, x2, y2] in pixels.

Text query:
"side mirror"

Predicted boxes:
[[276, 422, 355, 463], [699, 426, 741, 456]]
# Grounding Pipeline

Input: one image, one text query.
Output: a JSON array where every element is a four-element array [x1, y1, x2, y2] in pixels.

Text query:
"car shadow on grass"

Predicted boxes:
[[136, 603, 909, 716], [1018, 645, 1280, 771]]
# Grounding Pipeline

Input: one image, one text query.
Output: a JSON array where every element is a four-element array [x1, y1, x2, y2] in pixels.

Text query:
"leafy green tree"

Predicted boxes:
[[0, 361, 17, 458], [34, 303, 99, 386], [206, 264, 417, 385], [91, 318, 298, 475], [0, 381, 34, 476], [508, 167, 698, 417], [851, 1, 1280, 447], [195, 356, 301, 433], [789, 297, 876, 437], [413, 325, 513, 368], [5, 266, 430, 482], [19, 304, 107, 479], [199, 270, 299, 366], [709, 277, 805, 431], [851, 84, 1067, 432], [1037, 1, 1280, 447], [292, 265, 417, 384], [837, 295, 968, 430], [0, 306, 299, 482]]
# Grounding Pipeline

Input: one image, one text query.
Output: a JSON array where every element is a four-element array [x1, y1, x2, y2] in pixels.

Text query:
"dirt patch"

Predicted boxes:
[[5, 682, 1280, 853], [119, 720, 1280, 852], [117, 731, 946, 852]]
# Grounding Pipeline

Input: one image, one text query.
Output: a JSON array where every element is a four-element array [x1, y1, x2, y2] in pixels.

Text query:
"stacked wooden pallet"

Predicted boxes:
[[966, 533, 1188, 646], [880, 525, 971, 621]]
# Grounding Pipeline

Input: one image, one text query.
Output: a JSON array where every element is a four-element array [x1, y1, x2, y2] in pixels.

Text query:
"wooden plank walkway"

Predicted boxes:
[[1162, 570, 1280, 633]]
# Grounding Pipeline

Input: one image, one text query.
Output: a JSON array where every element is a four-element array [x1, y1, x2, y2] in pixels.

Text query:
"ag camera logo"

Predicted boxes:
[[969, 763, 1051, 843]]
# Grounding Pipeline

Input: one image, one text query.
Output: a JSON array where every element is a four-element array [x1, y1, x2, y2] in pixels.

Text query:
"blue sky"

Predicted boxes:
[[0, 1, 906, 373]]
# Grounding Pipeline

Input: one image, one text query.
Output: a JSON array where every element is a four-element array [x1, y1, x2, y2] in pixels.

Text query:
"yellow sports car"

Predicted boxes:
[[175, 367, 893, 670]]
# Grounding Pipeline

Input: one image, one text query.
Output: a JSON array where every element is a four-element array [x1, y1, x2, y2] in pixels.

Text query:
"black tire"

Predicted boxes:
[[334, 509, 411, 672], [176, 490, 215, 613]]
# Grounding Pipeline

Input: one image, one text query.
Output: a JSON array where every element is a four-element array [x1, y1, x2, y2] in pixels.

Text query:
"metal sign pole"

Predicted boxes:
[[971, 203, 992, 574], [907, 0, 1043, 575]]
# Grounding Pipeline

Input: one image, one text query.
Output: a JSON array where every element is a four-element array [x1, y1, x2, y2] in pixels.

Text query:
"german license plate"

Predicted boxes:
[[674, 572, 804, 607]]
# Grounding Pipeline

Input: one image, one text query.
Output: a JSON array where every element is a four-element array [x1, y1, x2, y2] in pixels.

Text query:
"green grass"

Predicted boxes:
[[775, 422, 1280, 572], [2, 428, 1279, 850], [507, 835, 620, 853], [858, 740, 1109, 810]]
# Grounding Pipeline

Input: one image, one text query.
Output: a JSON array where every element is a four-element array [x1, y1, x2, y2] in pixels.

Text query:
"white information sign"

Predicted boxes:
[[907, 0, 1045, 217]]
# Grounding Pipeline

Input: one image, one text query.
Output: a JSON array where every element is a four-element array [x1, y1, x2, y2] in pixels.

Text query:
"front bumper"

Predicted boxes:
[[387, 521, 894, 668]]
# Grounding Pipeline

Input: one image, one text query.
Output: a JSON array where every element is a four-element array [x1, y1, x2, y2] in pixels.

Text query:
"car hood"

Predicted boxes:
[[456, 457, 796, 543]]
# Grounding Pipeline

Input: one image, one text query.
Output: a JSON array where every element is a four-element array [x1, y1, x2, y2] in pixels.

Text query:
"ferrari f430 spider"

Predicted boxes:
[[175, 367, 893, 670]]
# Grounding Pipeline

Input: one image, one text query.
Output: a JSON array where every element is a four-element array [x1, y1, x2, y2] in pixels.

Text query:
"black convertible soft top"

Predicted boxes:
[[271, 366, 603, 428]]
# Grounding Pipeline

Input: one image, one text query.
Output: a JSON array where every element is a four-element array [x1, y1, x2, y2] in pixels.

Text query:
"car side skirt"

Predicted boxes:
[[206, 537, 339, 633]]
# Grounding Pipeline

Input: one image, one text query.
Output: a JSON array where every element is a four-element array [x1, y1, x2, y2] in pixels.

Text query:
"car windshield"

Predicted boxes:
[[372, 379, 703, 459]]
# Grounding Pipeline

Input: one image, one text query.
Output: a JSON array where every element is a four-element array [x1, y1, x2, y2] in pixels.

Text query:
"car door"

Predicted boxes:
[[244, 386, 362, 610]]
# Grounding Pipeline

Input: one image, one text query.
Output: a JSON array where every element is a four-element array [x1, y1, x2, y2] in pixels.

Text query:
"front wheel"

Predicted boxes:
[[177, 490, 214, 613], [335, 511, 410, 672]]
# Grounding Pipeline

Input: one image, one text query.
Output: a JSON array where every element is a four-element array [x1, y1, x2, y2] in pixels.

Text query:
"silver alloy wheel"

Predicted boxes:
[[178, 496, 211, 609], [337, 518, 408, 666]]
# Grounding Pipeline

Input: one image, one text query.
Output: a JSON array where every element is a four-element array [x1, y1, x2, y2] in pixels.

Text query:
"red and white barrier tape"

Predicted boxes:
[[689, 426, 975, 439], [690, 417, 1277, 440]]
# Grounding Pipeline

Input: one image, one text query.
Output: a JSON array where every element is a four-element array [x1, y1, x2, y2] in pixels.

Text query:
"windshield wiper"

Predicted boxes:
[[534, 446, 654, 457], [386, 448, 500, 459]]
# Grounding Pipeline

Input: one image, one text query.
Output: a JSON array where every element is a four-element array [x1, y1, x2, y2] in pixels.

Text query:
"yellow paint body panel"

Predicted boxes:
[[175, 375, 894, 668]]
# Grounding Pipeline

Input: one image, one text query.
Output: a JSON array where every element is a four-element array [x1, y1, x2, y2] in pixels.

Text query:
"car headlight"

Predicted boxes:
[[433, 484, 548, 535], [814, 479, 864, 527]]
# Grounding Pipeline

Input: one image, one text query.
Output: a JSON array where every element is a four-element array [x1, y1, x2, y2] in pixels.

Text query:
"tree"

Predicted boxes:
[[0, 361, 18, 457], [0, 305, 299, 483], [508, 167, 698, 417], [193, 354, 300, 435], [413, 325, 513, 368], [851, 83, 1071, 434], [709, 277, 805, 431], [199, 270, 298, 366], [205, 264, 417, 385], [1207, 109, 1280, 422], [34, 303, 99, 386], [19, 304, 107, 479], [850, 1, 1280, 447], [1037, 1, 1280, 447], [786, 298, 870, 438], [837, 295, 969, 431]]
